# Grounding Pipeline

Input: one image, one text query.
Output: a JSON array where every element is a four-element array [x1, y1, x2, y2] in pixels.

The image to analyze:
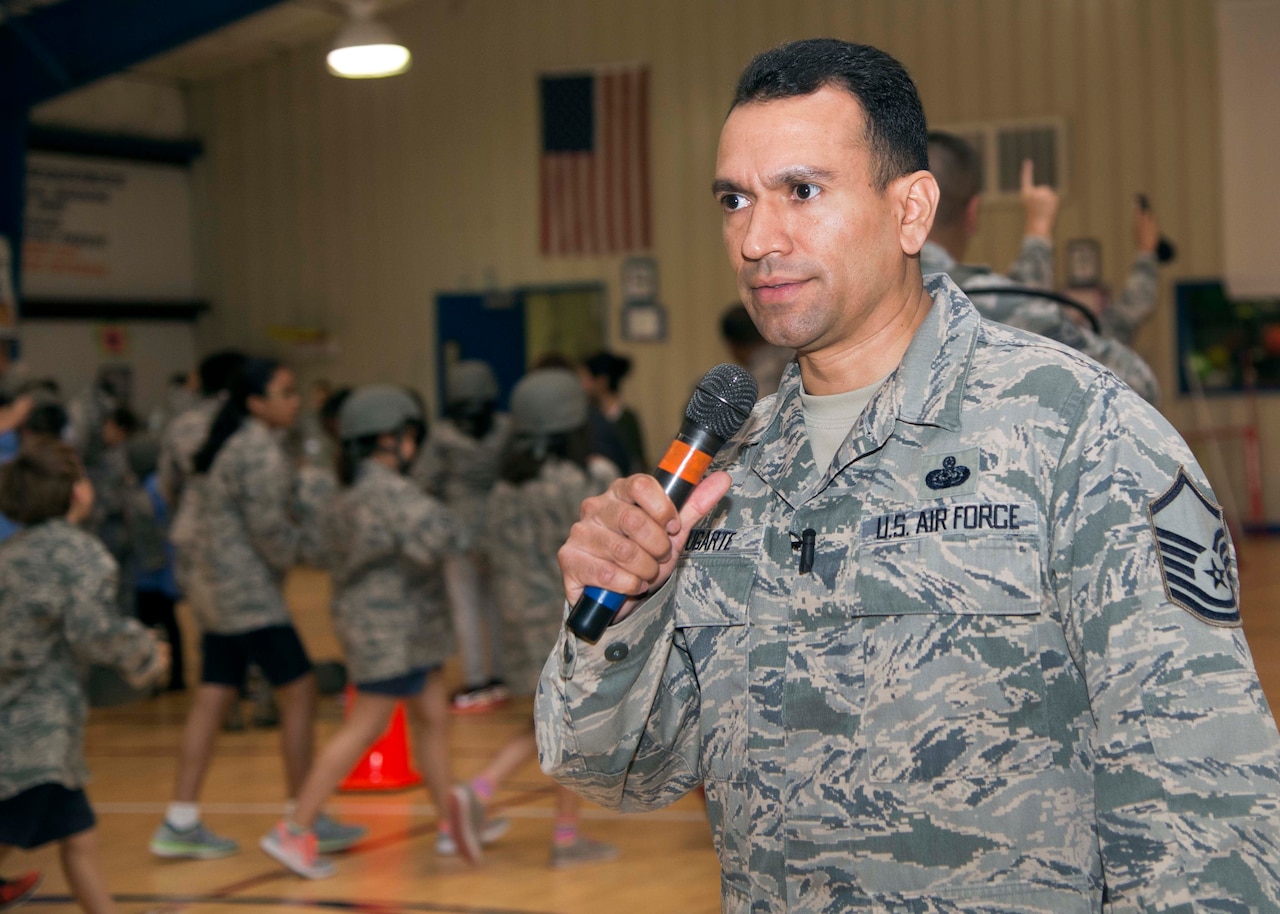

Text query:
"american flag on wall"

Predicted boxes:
[[539, 65, 651, 257]]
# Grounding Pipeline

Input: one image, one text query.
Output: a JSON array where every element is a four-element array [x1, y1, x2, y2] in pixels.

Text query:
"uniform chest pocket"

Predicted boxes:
[[855, 535, 1053, 783], [672, 552, 754, 784]]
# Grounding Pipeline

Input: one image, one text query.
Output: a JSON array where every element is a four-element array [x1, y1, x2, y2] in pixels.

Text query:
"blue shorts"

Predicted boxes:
[[356, 665, 438, 697], [0, 783, 95, 848], [201, 625, 312, 688]]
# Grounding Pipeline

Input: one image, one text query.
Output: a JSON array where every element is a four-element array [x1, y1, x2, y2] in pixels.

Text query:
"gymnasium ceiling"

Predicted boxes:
[[0, 0, 425, 114]]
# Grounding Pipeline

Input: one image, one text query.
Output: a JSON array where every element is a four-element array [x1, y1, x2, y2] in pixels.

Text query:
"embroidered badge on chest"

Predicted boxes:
[[925, 455, 970, 490], [1149, 467, 1240, 627], [916, 447, 980, 499]]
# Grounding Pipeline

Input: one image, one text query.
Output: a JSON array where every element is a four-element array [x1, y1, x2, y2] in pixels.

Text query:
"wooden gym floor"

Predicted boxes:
[[10, 535, 1280, 913]]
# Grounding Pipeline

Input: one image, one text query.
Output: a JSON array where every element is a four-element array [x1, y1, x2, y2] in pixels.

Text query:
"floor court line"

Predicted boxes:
[[30, 786, 618, 912], [94, 792, 710, 822]]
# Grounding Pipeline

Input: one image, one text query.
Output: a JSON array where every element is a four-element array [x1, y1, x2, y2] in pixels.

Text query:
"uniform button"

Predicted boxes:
[[604, 642, 629, 662]]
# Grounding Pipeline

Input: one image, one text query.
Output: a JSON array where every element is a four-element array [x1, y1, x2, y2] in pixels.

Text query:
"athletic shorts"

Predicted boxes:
[[201, 625, 312, 688], [356, 665, 439, 697], [0, 783, 95, 848]]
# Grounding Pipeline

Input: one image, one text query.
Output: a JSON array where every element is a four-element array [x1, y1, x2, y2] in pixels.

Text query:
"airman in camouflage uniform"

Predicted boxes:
[[1, 519, 160, 803], [923, 132, 1161, 404], [537, 39, 1280, 912]]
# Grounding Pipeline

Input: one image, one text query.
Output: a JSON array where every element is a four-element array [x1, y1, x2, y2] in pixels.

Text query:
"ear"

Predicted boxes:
[[898, 171, 939, 256]]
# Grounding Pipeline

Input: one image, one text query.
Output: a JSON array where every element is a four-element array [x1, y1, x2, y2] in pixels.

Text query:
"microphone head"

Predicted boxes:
[[686, 363, 759, 440]]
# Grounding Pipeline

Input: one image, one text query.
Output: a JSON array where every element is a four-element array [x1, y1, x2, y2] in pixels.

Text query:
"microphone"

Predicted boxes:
[[566, 363, 759, 643]]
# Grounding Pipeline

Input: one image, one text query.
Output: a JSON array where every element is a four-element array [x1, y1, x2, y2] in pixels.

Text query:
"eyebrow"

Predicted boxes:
[[711, 166, 838, 197]]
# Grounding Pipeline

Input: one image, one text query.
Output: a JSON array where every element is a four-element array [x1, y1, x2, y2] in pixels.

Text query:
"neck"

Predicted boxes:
[[798, 281, 933, 395], [369, 451, 400, 473]]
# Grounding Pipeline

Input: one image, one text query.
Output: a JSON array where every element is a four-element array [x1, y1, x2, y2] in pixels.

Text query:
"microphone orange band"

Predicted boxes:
[[658, 439, 713, 485]]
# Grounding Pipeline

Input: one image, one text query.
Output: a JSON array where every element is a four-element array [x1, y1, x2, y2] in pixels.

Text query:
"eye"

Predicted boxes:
[[719, 193, 750, 213], [793, 183, 821, 201]]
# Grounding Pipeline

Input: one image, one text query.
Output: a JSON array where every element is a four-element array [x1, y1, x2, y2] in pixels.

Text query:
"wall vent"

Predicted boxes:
[[932, 118, 1068, 201]]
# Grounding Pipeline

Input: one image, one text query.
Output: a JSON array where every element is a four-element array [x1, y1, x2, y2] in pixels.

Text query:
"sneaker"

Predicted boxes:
[[312, 811, 367, 853], [260, 822, 335, 880], [550, 836, 620, 869], [0, 871, 42, 911], [435, 815, 510, 856], [449, 681, 509, 715], [150, 820, 239, 859], [447, 783, 485, 864]]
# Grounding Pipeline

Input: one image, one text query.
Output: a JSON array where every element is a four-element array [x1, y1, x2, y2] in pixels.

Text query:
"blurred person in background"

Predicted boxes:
[[150, 358, 362, 862], [923, 131, 1162, 403], [719, 303, 793, 398], [581, 351, 647, 472], [0, 437, 169, 914], [261, 385, 463, 879], [412, 360, 511, 713], [449, 368, 618, 869]]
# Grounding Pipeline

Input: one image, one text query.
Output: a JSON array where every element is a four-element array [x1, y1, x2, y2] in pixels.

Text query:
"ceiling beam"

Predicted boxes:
[[0, 0, 288, 118]]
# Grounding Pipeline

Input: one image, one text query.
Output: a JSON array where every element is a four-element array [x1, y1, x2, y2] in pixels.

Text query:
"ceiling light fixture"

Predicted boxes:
[[327, 0, 411, 79]]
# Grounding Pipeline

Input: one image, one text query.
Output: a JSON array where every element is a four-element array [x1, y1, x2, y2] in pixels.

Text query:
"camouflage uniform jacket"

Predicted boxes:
[[410, 414, 511, 548], [158, 397, 220, 508], [0, 520, 156, 799], [325, 461, 455, 684], [203, 418, 325, 634], [536, 274, 1280, 912], [164, 399, 220, 627], [920, 239, 1160, 405], [486, 457, 617, 696]]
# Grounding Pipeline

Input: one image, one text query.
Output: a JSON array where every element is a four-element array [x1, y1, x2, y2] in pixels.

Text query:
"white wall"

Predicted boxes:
[[21, 76, 199, 413]]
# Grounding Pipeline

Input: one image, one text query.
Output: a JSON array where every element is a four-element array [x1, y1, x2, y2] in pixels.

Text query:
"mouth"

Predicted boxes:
[[750, 278, 809, 304]]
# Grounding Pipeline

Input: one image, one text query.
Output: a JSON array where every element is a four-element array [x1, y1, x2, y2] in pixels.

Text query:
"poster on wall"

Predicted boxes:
[[21, 151, 195, 301]]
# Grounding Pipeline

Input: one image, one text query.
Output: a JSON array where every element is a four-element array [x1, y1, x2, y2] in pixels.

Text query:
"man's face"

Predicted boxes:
[[714, 86, 917, 358]]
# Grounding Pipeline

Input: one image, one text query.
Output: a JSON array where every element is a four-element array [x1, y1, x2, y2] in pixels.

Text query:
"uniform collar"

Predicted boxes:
[[743, 274, 979, 504]]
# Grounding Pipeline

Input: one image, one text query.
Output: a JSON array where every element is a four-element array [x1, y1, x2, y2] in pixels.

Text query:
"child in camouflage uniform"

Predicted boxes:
[[0, 438, 168, 913], [261, 385, 462, 878], [448, 368, 618, 869], [150, 358, 362, 862]]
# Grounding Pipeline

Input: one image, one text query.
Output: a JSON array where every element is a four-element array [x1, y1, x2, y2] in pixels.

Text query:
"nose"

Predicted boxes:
[[739, 197, 790, 262]]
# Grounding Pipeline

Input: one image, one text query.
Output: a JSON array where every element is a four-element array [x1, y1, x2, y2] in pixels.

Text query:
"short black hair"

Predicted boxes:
[[732, 38, 928, 191], [719, 304, 764, 347], [584, 351, 632, 393], [927, 131, 982, 228], [107, 406, 139, 435], [24, 401, 68, 439], [198, 350, 247, 397]]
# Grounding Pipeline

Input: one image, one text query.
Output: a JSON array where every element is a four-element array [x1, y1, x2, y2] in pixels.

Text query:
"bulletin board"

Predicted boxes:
[[1175, 280, 1280, 394]]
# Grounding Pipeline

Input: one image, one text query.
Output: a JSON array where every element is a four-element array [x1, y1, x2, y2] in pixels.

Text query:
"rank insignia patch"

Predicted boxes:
[[1149, 467, 1240, 627]]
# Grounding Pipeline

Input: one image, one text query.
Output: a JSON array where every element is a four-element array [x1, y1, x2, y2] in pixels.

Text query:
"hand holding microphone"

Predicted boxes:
[[562, 364, 758, 643]]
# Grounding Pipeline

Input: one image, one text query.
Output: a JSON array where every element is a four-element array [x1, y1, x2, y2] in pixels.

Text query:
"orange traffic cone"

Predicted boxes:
[[339, 688, 423, 792]]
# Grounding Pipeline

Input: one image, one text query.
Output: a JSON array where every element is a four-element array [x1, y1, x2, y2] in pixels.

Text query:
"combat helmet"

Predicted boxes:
[[510, 368, 588, 436], [446, 360, 499, 407], [338, 384, 422, 441]]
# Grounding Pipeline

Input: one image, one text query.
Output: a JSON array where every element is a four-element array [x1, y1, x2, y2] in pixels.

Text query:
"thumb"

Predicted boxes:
[[671, 471, 733, 549], [1021, 158, 1034, 190]]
